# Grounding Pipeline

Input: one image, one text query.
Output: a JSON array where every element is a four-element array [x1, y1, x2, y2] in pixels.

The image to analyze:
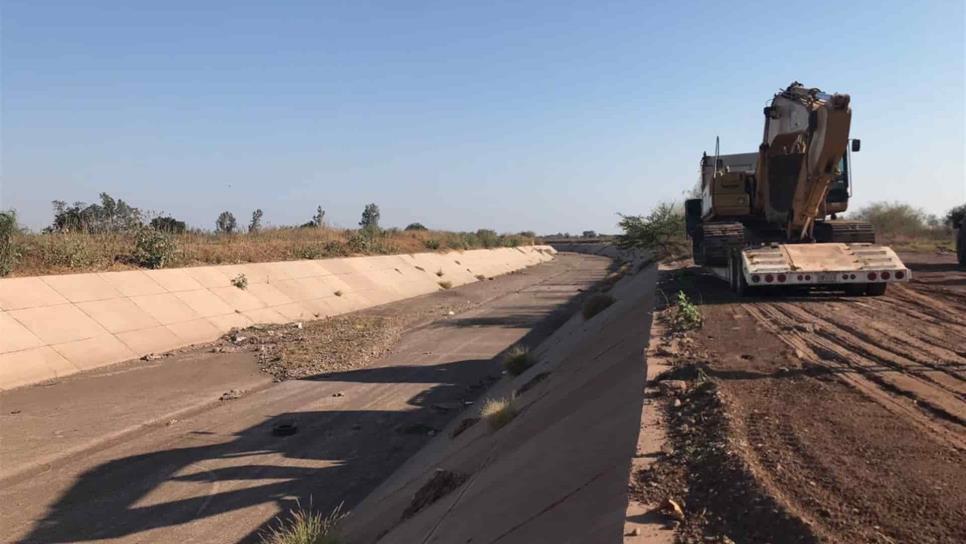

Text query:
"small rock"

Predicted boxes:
[[662, 498, 685, 521], [231, 335, 247, 344], [627, 527, 641, 536], [220, 389, 243, 401], [447, 310, 455, 316], [332, 391, 345, 397], [141, 353, 162, 361], [295, 322, 303, 329], [673, 399, 682, 408], [659, 380, 688, 395]]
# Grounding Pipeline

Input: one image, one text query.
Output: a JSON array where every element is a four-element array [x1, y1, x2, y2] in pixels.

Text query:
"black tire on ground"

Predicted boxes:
[[867, 283, 888, 296]]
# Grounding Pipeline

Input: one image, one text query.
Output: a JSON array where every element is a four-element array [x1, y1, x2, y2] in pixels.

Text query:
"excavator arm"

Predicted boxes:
[[755, 83, 853, 239]]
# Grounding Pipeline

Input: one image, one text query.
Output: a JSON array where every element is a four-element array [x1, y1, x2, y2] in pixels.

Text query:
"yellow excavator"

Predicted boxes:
[[685, 82, 909, 296]]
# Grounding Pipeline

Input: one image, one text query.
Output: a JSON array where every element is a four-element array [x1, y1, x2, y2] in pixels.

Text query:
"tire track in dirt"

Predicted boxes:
[[743, 301, 966, 452]]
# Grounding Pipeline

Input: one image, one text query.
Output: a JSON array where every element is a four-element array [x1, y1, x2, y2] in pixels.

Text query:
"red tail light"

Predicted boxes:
[[867, 272, 878, 281], [765, 274, 774, 283], [895, 270, 905, 279], [881, 271, 891, 280], [804, 275, 811, 281], [777, 274, 787, 283]]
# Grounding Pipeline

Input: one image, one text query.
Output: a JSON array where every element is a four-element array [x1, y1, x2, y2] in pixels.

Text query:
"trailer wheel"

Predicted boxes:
[[867, 283, 887, 296], [730, 250, 749, 297]]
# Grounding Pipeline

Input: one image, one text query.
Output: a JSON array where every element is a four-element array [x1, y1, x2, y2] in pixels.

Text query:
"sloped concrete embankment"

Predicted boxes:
[[549, 241, 649, 262], [341, 257, 657, 543], [0, 246, 555, 390]]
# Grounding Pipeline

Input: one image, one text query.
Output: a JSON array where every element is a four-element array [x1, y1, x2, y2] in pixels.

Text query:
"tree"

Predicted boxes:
[[249, 209, 263, 233], [49, 193, 141, 233], [216, 211, 237, 234], [405, 222, 428, 231], [0, 210, 19, 276], [582, 230, 597, 238], [312, 206, 326, 228], [946, 204, 966, 229], [359, 203, 380, 231], [617, 202, 686, 259], [150, 216, 186, 234]]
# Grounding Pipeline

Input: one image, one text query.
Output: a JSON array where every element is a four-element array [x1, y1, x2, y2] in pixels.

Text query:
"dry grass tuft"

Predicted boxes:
[[438, 280, 453, 289], [8, 227, 535, 277], [260, 502, 344, 544], [481, 396, 518, 430], [503, 346, 532, 376]]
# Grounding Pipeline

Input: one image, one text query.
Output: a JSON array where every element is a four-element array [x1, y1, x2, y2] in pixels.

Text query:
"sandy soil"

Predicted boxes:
[[632, 251, 965, 543]]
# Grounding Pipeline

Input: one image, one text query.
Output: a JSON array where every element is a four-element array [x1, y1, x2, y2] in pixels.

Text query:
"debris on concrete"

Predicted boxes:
[[219, 389, 243, 401], [401, 469, 468, 520]]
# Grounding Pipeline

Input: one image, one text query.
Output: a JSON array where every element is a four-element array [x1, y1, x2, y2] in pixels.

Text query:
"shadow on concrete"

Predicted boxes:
[[19, 357, 496, 544]]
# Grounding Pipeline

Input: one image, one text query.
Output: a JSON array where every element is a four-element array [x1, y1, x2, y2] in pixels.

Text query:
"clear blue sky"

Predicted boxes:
[[2, 0, 963, 233]]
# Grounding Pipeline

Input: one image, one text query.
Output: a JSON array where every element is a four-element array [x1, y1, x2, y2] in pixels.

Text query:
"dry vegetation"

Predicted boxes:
[[481, 396, 518, 430], [4, 227, 534, 277]]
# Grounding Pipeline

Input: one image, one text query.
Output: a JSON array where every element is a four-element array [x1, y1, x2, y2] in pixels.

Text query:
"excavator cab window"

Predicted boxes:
[[826, 154, 850, 204]]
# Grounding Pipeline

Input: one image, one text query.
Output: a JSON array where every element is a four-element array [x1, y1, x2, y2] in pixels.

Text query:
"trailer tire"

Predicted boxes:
[[730, 250, 749, 297], [867, 283, 887, 296]]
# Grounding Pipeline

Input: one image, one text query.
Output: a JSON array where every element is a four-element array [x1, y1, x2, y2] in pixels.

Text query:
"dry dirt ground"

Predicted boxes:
[[0, 253, 614, 544], [632, 251, 965, 544]]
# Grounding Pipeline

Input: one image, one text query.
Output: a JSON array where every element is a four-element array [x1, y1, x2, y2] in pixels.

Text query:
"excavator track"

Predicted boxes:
[[814, 220, 876, 244], [695, 222, 744, 266]]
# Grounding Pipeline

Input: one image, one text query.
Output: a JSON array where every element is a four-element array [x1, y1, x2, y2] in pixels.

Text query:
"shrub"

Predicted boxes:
[[359, 203, 380, 232], [132, 226, 176, 269], [582, 293, 615, 320], [475, 274, 486, 281], [503, 346, 532, 376], [149, 216, 186, 234], [438, 280, 453, 289], [260, 503, 343, 544], [216, 211, 237, 234], [616, 202, 687, 259], [852, 202, 932, 237], [476, 229, 499, 248], [424, 239, 441, 250], [669, 290, 702, 331], [0, 211, 20, 276], [405, 222, 428, 231], [481, 397, 518, 430], [231, 273, 248, 289]]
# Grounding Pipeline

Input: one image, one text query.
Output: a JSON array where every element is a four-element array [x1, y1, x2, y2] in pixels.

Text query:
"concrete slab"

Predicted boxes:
[[130, 293, 201, 325], [0, 277, 70, 310], [272, 302, 314, 321], [171, 289, 236, 318], [182, 266, 233, 288], [97, 271, 167, 297], [76, 298, 162, 333], [8, 304, 109, 345], [244, 283, 294, 307], [271, 277, 330, 301], [242, 307, 289, 325], [41, 273, 122, 303], [209, 286, 267, 312], [143, 269, 205, 293], [116, 325, 185, 355], [164, 318, 223, 346], [50, 335, 137, 371], [0, 347, 79, 390], [0, 311, 45, 353], [206, 312, 254, 334]]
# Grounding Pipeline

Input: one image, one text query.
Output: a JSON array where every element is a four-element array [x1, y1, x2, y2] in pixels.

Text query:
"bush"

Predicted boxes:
[[0, 211, 20, 276], [405, 222, 428, 231], [946, 204, 966, 229], [616, 202, 686, 259], [582, 293, 615, 320], [438, 280, 453, 289], [503, 346, 532, 376], [481, 397, 518, 430], [132, 226, 176, 269], [231, 273, 248, 289], [852, 202, 933, 237], [476, 229, 499, 248], [216, 211, 237, 234], [424, 239, 441, 250], [260, 503, 343, 544], [669, 290, 702, 331], [149, 216, 186, 234]]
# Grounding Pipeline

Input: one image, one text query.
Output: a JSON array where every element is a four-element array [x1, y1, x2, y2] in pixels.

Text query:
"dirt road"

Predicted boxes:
[[636, 251, 965, 543], [0, 253, 612, 544]]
